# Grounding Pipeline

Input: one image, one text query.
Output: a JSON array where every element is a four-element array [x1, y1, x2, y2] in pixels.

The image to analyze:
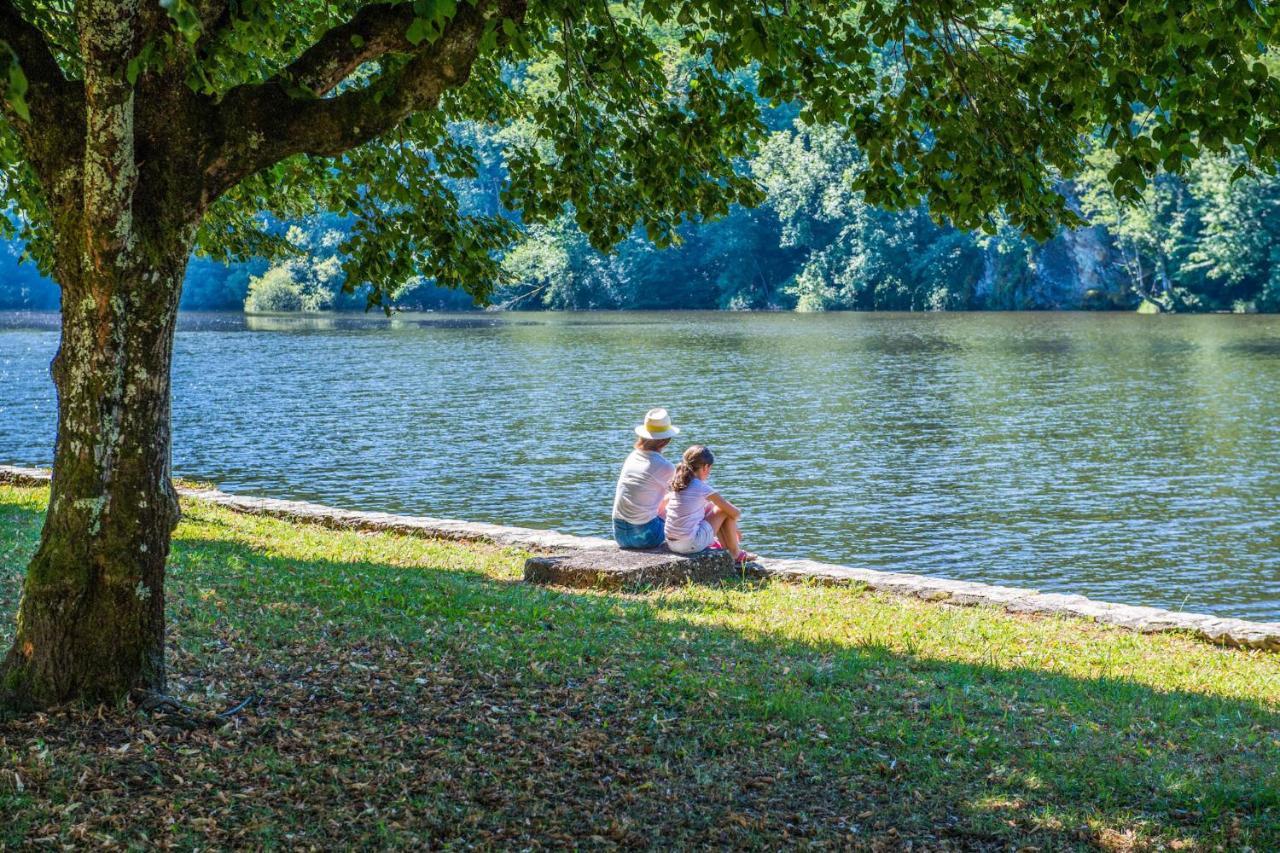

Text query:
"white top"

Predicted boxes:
[[664, 477, 718, 542], [611, 450, 676, 524]]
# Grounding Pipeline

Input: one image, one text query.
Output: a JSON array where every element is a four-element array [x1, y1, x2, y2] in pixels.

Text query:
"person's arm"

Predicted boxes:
[[707, 491, 741, 520], [657, 465, 674, 518]]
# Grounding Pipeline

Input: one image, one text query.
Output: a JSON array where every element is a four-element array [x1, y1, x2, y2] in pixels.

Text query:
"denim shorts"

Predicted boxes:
[[613, 516, 665, 549]]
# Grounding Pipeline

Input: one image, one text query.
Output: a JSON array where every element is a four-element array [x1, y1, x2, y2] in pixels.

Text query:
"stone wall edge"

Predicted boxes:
[[3, 465, 1276, 651]]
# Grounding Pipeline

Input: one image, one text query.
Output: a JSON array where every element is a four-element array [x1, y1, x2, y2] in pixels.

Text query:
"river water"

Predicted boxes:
[[3, 309, 1279, 620]]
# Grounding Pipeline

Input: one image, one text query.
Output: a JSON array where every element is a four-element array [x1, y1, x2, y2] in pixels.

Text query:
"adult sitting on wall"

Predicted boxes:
[[611, 408, 680, 549]]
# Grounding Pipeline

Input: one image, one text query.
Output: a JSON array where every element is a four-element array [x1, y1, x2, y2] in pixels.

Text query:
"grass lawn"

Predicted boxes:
[[2, 482, 1278, 849]]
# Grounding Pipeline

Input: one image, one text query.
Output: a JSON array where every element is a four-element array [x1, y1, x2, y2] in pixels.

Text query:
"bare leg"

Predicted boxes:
[[704, 507, 744, 558], [705, 506, 729, 538], [718, 517, 742, 558]]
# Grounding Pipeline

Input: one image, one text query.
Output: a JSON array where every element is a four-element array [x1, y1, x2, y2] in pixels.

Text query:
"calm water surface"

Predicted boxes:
[[3, 309, 1280, 620]]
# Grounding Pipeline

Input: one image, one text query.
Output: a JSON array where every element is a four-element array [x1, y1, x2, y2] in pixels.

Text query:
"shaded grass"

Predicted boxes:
[[1, 482, 1278, 849]]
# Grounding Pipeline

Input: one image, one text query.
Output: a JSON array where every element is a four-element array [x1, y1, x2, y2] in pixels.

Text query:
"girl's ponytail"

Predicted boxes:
[[671, 445, 714, 492]]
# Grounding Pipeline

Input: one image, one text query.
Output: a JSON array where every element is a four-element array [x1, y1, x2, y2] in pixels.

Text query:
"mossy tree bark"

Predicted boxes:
[[2, 248, 190, 708], [0, 0, 518, 711], [0, 0, 199, 709]]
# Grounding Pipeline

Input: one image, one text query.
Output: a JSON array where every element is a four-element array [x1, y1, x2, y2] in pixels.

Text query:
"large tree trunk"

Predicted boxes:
[[1, 240, 190, 709], [1, 0, 199, 708], [0, 0, 498, 713]]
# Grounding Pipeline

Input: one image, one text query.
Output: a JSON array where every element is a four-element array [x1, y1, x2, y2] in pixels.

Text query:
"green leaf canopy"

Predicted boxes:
[[3, 0, 1280, 304]]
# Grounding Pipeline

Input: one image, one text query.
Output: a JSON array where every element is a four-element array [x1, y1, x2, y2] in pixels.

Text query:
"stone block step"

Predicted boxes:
[[524, 545, 737, 591]]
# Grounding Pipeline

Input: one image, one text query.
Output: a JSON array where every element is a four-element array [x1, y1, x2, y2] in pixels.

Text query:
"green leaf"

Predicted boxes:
[[8, 60, 27, 98], [413, 0, 456, 28], [6, 56, 29, 121], [405, 17, 432, 46], [478, 20, 498, 55], [7, 94, 29, 121], [161, 0, 203, 43]]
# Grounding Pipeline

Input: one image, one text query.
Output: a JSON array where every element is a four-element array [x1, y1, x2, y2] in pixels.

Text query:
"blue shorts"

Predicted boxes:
[[613, 516, 665, 549]]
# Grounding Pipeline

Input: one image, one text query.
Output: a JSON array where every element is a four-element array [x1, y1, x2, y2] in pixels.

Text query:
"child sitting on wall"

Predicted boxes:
[[664, 444, 757, 565]]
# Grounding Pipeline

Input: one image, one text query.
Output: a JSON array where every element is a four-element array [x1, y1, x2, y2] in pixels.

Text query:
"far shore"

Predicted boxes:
[[11, 305, 1280, 320]]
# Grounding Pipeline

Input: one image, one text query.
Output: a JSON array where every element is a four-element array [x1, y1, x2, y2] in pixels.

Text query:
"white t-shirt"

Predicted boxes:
[[612, 450, 676, 524], [664, 477, 718, 543]]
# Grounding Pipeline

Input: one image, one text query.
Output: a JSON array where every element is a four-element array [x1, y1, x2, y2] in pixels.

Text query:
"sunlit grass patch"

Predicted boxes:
[[1, 482, 1277, 848]]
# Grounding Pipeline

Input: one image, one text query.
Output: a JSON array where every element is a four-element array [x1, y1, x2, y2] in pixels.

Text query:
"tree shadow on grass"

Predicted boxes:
[[2, 500, 1278, 849]]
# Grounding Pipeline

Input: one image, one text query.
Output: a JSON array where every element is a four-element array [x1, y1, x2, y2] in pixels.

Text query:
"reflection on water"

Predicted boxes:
[[3, 310, 1280, 620], [244, 312, 530, 332]]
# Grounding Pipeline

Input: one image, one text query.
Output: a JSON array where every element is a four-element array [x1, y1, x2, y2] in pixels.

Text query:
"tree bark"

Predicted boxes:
[[0, 0, 199, 710], [1, 236, 190, 709]]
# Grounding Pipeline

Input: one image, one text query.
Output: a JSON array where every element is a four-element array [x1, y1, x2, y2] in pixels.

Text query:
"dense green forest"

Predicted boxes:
[[3, 121, 1278, 313]]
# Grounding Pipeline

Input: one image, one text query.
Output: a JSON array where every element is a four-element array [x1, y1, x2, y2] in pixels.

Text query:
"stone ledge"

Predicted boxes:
[[524, 546, 737, 591], [751, 556, 1280, 651], [3, 464, 1278, 652], [0, 465, 614, 553], [0, 465, 50, 487], [179, 488, 617, 553]]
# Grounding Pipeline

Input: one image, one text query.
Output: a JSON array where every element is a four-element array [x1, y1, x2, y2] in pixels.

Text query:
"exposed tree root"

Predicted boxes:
[[132, 689, 258, 729]]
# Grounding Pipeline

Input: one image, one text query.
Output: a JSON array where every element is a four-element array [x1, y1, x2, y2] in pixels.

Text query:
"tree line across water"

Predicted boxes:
[[4, 120, 1279, 315]]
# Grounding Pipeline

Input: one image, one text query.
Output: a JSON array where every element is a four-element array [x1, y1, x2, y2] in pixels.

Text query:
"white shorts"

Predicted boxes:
[[668, 520, 716, 554]]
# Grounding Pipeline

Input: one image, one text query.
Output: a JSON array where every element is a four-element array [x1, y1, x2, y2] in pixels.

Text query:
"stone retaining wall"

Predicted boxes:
[[3, 464, 1278, 651]]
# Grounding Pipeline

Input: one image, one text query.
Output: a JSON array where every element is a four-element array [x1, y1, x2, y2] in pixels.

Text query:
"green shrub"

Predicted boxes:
[[244, 266, 304, 312]]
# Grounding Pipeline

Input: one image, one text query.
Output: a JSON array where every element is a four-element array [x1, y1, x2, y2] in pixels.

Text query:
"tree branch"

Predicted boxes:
[[277, 2, 420, 97], [205, 0, 524, 205], [0, 0, 83, 186], [0, 0, 67, 91]]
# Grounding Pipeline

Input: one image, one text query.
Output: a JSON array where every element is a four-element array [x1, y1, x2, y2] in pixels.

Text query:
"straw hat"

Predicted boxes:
[[634, 407, 681, 440]]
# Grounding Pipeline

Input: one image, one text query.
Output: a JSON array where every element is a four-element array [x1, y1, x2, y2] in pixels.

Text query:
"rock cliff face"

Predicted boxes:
[[1034, 225, 1131, 309], [974, 224, 1130, 310]]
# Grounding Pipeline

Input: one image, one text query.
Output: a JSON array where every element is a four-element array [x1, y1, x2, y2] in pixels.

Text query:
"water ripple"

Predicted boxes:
[[3, 310, 1280, 619]]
